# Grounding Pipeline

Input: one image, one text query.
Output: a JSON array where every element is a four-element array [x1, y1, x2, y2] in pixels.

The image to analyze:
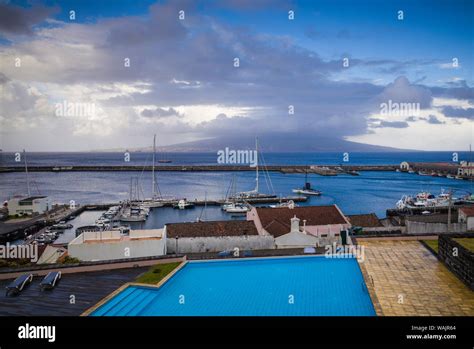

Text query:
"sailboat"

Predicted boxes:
[[120, 178, 147, 222], [292, 171, 322, 196], [231, 138, 276, 200], [141, 135, 170, 208], [222, 175, 250, 213]]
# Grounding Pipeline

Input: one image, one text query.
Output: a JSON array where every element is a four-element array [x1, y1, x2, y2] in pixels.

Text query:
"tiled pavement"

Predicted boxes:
[[358, 240, 474, 316]]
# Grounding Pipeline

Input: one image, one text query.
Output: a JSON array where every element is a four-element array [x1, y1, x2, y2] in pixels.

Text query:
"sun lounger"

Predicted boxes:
[[40, 271, 61, 290], [218, 250, 231, 257], [5, 273, 33, 296]]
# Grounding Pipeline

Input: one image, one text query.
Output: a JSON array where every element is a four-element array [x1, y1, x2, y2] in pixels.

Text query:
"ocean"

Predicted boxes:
[[1, 152, 472, 223]]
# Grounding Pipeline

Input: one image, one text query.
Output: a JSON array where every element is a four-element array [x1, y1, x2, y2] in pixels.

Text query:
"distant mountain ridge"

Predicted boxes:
[[93, 134, 412, 153]]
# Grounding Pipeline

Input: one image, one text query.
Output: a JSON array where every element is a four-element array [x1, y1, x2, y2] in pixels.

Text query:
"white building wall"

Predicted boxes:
[[68, 236, 166, 261], [275, 231, 319, 249], [468, 217, 474, 231], [166, 235, 275, 254], [8, 197, 49, 215]]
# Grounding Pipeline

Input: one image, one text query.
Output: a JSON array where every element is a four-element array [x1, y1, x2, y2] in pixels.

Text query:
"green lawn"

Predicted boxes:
[[135, 262, 181, 285], [423, 239, 438, 254], [453, 238, 474, 252]]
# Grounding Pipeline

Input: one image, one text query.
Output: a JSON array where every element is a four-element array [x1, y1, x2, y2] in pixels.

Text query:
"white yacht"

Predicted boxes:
[[223, 202, 249, 213], [173, 199, 195, 210]]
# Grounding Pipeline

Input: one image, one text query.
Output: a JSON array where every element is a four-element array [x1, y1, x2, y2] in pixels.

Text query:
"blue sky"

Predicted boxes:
[[0, 0, 472, 151]]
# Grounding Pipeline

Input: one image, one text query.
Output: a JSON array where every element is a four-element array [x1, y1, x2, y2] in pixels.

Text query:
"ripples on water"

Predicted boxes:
[[0, 170, 472, 219]]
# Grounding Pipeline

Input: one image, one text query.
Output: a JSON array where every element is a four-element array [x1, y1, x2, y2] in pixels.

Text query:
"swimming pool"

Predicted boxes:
[[90, 256, 376, 316]]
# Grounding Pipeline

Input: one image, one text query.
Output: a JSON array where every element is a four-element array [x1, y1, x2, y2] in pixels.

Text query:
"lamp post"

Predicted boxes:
[[175, 236, 179, 256]]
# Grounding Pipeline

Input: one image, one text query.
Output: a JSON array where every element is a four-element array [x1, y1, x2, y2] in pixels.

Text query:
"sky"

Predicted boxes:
[[0, 0, 473, 152]]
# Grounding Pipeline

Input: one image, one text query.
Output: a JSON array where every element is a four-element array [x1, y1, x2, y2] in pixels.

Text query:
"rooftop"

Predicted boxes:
[[255, 205, 348, 237], [166, 220, 258, 238], [70, 229, 164, 245], [0, 267, 147, 316], [459, 206, 474, 217], [347, 213, 383, 228], [17, 196, 47, 203]]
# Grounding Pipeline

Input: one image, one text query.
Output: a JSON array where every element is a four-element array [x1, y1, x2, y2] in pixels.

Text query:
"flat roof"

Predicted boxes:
[[18, 196, 47, 203]]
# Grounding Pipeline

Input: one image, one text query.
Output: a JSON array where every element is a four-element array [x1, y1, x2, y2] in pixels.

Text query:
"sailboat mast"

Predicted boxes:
[[152, 134, 156, 198], [255, 137, 259, 193], [23, 149, 31, 196]]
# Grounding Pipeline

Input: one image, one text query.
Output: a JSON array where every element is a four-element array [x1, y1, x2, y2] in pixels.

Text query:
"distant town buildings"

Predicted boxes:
[[458, 161, 474, 177], [400, 161, 474, 178], [7, 196, 50, 216]]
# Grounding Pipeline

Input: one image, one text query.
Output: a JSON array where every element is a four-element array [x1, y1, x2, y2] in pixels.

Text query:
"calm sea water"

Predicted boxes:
[[1, 152, 472, 228]]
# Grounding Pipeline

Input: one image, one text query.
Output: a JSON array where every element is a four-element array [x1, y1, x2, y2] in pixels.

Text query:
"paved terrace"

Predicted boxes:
[[358, 240, 474, 316]]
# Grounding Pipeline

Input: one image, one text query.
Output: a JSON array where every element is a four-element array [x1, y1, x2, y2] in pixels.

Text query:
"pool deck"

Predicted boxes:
[[0, 267, 148, 316], [358, 240, 474, 316]]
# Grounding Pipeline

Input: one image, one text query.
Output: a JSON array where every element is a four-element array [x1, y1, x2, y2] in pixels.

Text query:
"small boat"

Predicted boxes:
[[418, 171, 430, 176], [141, 199, 165, 208], [35, 234, 47, 244], [223, 203, 249, 213], [455, 175, 463, 180], [40, 271, 61, 290], [51, 223, 73, 230], [95, 217, 110, 225], [292, 172, 322, 196], [408, 170, 415, 174], [446, 174, 455, 179], [173, 199, 195, 210], [6, 273, 33, 296], [120, 213, 146, 222], [270, 200, 297, 209]]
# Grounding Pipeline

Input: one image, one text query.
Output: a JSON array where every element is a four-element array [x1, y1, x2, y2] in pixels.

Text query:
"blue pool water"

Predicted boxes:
[[91, 257, 376, 316]]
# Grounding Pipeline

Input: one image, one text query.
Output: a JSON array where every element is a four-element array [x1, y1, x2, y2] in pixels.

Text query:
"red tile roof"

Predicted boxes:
[[347, 213, 383, 227], [255, 205, 347, 237], [166, 220, 258, 238], [460, 207, 474, 217]]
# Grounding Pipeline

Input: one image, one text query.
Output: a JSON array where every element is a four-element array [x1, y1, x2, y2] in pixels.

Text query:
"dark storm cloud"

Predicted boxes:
[[376, 76, 432, 109], [441, 106, 474, 120], [1, 0, 471, 152], [431, 80, 474, 102], [374, 121, 409, 128], [0, 3, 58, 35], [426, 115, 445, 124]]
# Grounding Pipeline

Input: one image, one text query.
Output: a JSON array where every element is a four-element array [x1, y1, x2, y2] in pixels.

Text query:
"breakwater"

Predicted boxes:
[[0, 164, 398, 173]]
